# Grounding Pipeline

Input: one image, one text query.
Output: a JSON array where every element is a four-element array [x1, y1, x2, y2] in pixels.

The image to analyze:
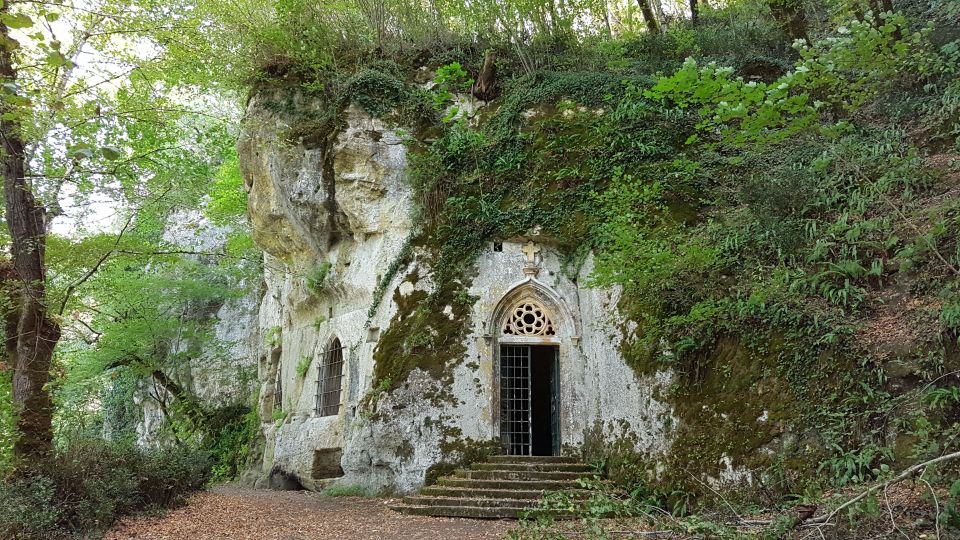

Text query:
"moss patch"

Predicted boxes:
[[425, 436, 502, 486]]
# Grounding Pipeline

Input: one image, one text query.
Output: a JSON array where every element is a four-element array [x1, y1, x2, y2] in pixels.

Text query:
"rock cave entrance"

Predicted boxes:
[[500, 344, 560, 456]]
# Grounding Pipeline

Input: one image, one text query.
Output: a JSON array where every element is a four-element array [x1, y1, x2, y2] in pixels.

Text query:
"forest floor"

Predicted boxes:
[[103, 486, 515, 540]]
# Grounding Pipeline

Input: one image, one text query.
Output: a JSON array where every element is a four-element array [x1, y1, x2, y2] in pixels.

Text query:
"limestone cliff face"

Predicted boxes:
[[135, 210, 261, 446], [238, 97, 424, 491], [237, 95, 674, 494]]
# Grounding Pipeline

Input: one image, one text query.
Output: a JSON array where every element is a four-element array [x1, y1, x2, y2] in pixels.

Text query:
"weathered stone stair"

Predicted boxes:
[[391, 455, 593, 519]]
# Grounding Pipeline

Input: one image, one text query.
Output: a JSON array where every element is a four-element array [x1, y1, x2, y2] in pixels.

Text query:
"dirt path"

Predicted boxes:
[[105, 487, 516, 540]]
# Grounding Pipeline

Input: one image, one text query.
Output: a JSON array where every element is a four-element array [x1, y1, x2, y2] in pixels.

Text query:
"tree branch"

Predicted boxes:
[[810, 451, 960, 524], [55, 184, 175, 316], [57, 211, 134, 316]]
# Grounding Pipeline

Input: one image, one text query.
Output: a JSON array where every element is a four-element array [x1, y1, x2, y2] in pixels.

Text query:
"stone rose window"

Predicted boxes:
[[502, 300, 556, 337]]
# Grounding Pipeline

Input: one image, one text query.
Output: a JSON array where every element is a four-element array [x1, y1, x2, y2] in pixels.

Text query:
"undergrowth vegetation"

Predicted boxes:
[[0, 440, 211, 539]]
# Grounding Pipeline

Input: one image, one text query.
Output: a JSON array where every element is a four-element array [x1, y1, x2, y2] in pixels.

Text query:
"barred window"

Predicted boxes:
[[316, 338, 344, 416], [273, 369, 283, 411]]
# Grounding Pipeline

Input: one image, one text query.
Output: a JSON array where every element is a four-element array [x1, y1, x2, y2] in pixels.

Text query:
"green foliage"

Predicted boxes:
[[346, 68, 409, 117], [0, 439, 211, 539], [99, 371, 142, 443], [265, 326, 282, 348], [647, 57, 818, 148], [367, 236, 412, 322], [819, 444, 894, 487], [431, 62, 474, 122], [946, 479, 960, 532], [295, 356, 312, 380], [0, 369, 13, 473], [306, 261, 333, 295], [206, 153, 249, 225], [375, 377, 392, 392], [206, 400, 261, 482], [794, 13, 948, 110], [648, 15, 949, 149]]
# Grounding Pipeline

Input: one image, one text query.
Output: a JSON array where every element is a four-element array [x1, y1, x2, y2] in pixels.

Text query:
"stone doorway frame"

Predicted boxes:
[[486, 277, 581, 454]]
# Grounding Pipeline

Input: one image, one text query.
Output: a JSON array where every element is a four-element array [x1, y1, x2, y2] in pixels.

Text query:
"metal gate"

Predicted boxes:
[[500, 345, 532, 456], [549, 346, 560, 456]]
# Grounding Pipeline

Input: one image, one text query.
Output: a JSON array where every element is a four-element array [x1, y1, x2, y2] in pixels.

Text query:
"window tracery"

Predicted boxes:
[[502, 300, 556, 336]]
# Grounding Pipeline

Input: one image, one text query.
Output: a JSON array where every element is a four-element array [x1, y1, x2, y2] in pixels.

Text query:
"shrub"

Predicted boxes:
[[264, 326, 281, 347], [295, 355, 312, 379], [0, 439, 211, 539], [0, 476, 62, 539], [306, 262, 333, 295], [345, 69, 408, 117]]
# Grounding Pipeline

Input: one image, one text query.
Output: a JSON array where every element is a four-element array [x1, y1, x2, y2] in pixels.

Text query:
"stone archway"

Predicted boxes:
[[488, 278, 578, 456]]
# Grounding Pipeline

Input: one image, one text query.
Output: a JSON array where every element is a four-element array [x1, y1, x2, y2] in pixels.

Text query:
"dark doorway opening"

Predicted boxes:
[[500, 344, 560, 456], [530, 346, 557, 456]]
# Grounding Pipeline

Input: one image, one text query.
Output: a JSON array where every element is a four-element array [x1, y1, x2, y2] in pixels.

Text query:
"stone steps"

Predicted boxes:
[[457, 469, 586, 481], [403, 496, 536, 508], [437, 477, 579, 491], [471, 462, 592, 473], [488, 455, 580, 464], [419, 486, 579, 500], [392, 504, 538, 519], [391, 454, 597, 519]]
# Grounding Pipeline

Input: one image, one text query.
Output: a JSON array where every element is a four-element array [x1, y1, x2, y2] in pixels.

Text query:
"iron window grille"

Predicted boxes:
[[500, 345, 532, 456], [316, 338, 344, 417], [273, 370, 283, 411]]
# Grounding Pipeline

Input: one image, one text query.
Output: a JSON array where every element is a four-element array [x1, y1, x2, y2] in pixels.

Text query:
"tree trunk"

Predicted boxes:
[[637, 0, 660, 34], [1, 261, 18, 368], [767, 0, 809, 44], [603, 0, 613, 36], [690, 0, 700, 24], [651, 0, 666, 31], [1, 9, 61, 470], [471, 51, 498, 102]]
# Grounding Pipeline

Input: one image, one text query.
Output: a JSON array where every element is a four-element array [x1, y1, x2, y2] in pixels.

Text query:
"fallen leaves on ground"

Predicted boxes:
[[104, 486, 514, 540]]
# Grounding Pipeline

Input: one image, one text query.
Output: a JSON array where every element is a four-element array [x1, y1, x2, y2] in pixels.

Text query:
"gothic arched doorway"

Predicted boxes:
[[491, 282, 569, 456]]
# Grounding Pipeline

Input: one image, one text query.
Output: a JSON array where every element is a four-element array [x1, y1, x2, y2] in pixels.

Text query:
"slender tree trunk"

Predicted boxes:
[[651, 0, 666, 31], [636, 0, 660, 34], [603, 0, 613, 36], [1, 12, 61, 470], [547, 0, 562, 36], [151, 369, 209, 431], [1, 262, 18, 366], [690, 0, 700, 24]]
